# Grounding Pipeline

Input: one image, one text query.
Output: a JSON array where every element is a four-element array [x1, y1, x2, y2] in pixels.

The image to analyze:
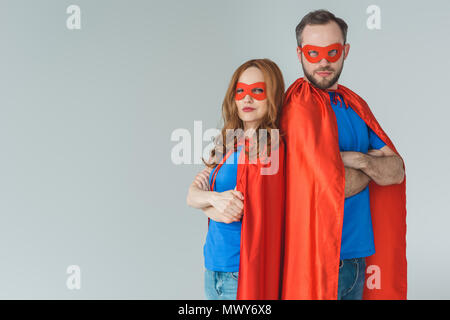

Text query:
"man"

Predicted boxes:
[[281, 10, 407, 300]]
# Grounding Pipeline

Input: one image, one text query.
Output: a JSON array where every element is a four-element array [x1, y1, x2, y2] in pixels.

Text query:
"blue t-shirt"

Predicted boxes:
[[203, 145, 243, 272], [328, 91, 386, 259]]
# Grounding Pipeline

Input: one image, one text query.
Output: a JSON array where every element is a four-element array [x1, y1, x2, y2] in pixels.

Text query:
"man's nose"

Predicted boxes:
[[318, 58, 330, 67]]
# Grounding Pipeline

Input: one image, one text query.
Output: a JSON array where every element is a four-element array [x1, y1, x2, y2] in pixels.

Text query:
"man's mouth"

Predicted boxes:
[[316, 71, 333, 77]]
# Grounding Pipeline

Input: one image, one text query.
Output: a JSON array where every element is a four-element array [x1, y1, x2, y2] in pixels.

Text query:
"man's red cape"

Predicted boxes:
[[280, 78, 407, 300], [209, 138, 286, 299]]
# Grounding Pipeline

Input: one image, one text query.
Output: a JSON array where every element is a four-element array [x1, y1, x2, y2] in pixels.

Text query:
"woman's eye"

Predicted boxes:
[[308, 50, 318, 57], [236, 88, 244, 94], [328, 49, 338, 57], [252, 88, 264, 94]]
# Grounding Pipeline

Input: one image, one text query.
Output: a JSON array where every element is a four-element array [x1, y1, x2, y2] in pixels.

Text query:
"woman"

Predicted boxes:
[[186, 59, 286, 300]]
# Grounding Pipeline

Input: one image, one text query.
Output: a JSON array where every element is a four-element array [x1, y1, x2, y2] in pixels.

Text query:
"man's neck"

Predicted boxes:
[[327, 82, 339, 90]]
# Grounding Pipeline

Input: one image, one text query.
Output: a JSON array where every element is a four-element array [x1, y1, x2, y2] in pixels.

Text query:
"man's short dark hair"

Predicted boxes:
[[295, 9, 348, 46]]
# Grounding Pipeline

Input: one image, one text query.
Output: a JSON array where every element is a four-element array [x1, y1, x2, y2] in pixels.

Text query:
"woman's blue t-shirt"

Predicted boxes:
[[203, 146, 243, 272]]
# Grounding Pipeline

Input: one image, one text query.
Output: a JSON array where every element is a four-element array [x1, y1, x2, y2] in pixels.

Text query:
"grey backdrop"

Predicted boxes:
[[0, 0, 448, 299]]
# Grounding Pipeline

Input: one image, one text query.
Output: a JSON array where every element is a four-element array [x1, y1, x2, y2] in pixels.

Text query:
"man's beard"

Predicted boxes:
[[301, 58, 344, 90]]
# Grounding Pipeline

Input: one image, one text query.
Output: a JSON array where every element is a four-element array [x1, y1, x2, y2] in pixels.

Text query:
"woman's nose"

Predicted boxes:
[[243, 94, 253, 103]]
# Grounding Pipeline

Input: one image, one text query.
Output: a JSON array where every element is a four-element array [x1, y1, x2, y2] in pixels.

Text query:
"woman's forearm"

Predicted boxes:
[[186, 183, 216, 209]]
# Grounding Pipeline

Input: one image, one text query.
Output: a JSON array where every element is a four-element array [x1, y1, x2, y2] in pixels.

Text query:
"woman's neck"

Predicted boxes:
[[243, 121, 258, 134]]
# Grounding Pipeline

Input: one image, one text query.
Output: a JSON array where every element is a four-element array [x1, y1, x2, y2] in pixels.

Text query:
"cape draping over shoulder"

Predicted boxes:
[[280, 77, 407, 300]]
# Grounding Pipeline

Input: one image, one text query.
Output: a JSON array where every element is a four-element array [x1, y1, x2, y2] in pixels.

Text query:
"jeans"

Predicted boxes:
[[337, 257, 366, 300], [204, 269, 239, 300]]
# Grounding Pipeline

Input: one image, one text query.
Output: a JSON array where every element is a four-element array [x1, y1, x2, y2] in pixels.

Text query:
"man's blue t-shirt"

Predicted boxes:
[[328, 91, 386, 259], [203, 146, 243, 272]]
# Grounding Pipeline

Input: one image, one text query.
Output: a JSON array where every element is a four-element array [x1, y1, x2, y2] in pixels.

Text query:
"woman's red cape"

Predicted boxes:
[[210, 138, 286, 299]]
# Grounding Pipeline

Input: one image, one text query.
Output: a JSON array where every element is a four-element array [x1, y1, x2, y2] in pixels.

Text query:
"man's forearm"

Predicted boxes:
[[344, 167, 371, 198], [360, 154, 404, 186]]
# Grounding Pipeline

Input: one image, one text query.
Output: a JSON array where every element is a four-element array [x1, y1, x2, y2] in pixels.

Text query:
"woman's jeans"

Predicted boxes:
[[204, 269, 239, 300], [337, 257, 366, 300]]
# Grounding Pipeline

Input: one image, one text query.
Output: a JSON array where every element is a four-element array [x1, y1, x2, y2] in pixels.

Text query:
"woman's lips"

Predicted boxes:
[[242, 107, 255, 112]]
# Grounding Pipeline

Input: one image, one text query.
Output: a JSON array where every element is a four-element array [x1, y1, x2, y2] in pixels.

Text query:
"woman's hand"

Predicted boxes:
[[193, 167, 213, 191], [202, 204, 243, 224], [208, 189, 244, 223]]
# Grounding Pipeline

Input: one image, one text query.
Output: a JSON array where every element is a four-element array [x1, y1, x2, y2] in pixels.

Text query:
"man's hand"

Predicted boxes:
[[341, 147, 405, 186], [367, 149, 384, 157], [340, 151, 368, 169]]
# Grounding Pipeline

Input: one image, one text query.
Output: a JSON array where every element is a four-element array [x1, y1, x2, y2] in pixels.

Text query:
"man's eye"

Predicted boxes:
[[328, 49, 338, 57], [252, 88, 264, 94], [308, 50, 318, 57]]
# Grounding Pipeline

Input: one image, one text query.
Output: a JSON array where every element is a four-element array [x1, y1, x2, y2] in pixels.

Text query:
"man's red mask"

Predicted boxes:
[[235, 82, 267, 101], [299, 43, 344, 63]]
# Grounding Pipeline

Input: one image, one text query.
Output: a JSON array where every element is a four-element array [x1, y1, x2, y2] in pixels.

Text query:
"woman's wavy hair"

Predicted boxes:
[[204, 58, 285, 168]]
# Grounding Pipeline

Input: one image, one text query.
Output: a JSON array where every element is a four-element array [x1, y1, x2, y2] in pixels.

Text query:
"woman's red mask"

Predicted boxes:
[[299, 43, 344, 63], [235, 82, 267, 101]]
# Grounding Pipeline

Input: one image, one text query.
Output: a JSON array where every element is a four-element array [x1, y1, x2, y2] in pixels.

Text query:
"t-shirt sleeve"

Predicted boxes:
[[369, 127, 386, 150]]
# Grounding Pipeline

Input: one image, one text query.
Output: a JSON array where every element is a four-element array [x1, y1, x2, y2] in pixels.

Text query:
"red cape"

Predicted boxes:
[[280, 78, 407, 300], [209, 138, 286, 299]]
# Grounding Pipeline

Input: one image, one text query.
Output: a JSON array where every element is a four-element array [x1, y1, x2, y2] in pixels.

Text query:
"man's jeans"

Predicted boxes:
[[204, 258, 365, 300], [204, 269, 239, 300], [337, 257, 366, 300]]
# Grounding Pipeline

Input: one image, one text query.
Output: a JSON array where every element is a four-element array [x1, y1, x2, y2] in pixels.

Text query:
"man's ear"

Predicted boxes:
[[343, 43, 350, 60], [296, 46, 303, 63]]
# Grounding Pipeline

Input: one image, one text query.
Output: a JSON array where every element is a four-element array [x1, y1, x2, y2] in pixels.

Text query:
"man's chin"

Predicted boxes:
[[316, 76, 330, 83], [311, 77, 334, 90]]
